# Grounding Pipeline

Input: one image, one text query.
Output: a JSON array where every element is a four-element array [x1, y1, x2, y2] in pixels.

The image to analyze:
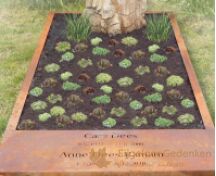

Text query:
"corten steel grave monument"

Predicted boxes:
[[0, 11, 214, 176]]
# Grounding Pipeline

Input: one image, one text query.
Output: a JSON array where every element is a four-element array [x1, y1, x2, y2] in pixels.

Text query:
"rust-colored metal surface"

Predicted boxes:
[[0, 12, 214, 176]]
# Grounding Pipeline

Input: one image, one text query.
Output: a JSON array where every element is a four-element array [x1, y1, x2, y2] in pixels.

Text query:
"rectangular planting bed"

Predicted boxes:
[[0, 12, 214, 176]]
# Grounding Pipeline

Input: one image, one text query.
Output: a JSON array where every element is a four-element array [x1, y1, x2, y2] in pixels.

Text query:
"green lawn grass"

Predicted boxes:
[[0, 0, 214, 138]]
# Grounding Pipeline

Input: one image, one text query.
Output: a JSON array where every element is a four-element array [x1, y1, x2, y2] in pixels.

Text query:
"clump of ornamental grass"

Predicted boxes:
[[66, 14, 91, 42], [146, 14, 171, 43], [102, 117, 116, 128]]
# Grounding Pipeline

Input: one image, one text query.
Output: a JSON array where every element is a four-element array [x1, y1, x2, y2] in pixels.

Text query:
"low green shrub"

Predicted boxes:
[[77, 58, 93, 68], [55, 41, 71, 52], [110, 107, 126, 117], [177, 113, 195, 125], [121, 36, 138, 46], [129, 100, 143, 110], [150, 53, 167, 63], [181, 98, 195, 108], [92, 47, 110, 56], [50, 106, 65, 117], [154, 117, 175, 127], [47, 93, 62, 104], [118, 59, 132, 69], [92, 95, 111, 104], [166, 75, 184, 87], [131, 116, 148, 127], [144, 93, 162, 103], [117, 77, 133, 87], [44, 63, 60, 73], [100, 85, 113, 94], [91, 37, 102, 46], [31, 101, 47, 111], [71, 112, 88, 122], [102, 117, 116, 128], [152, 83, 164, 92], [29, 87, 43, 97], [62, 81, 81, 91], [162, 105, 177, 115], [38, 113, 51, 122], [60, 52, 74, 62], [135, 66, 150, 75], [96, 73, 112, 84], [148, 44, 160, 53], [60, 71, 73, 81]]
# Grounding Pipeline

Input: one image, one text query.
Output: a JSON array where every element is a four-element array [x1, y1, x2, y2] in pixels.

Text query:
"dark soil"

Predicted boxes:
[[17, 14, 204, 130]]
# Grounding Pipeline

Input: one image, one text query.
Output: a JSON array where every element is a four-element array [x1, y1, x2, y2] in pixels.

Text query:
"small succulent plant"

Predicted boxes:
[[121, 36, 138, 46], [108, 39, 119, 47], [166, 75, 184, 87], [115, 91, 130, 102], [90, 107, 106, 119], [60, 71, 73, 81], [100, 85, 113, 94], [152, 83, 164, 92], [78, 73, 90, 82], [181, 98, 195, 108], [17, 119, 36, 130], [92, 95, 111, 104], [47, 93, 62, 104], [150, 53, 167, 63], [50, 106, 65, 117], [60, 52, 74, 62], [74, 43, 88, 52], [56, 115, 72, 128], [154, 117, 175, 127], [71, 112, 88, 122], [167, 89, 183, 100], [135, 65, 150, 75], [117, 77, 133, 87], [162, 105, 177, 115], [55, 41, 71, 52], [148, 44, 160, 53], [96, 73, 112, 84], [38, 113, 51, 122], [41, 77, 58, 88], [132, 50, 145, 59], [134, 85, 146, 94], [62, 81, 81, 91], [77, 58, 93, 68], [92, 47, 110, 56], [118, 58, 132, 69], [129, 100, 143, 110], [114, 49, 125, 57], [91, 37, 102, 46], [102, 117, 117, 128], [44, 63, 60, 73], [97, 59, 112, 70], [130, 116, 148, 127], [31, 101, 47, 111], [83, 87, 95, 95], [66, 94, 84, 107], [177, 113, 195, 125], [141, 105, 157, 117], [144, 92, 162, 103], [29, 87, 43, 97], [154, 66, 170, 77], [110, 107, 126, 117]]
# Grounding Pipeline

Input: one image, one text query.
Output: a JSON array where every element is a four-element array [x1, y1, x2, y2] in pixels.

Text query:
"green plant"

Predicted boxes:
[[66, 94, 84, 107], [29, 87, 43, 97], [135, 66, 150, 75], [41, 77, 58, 88], [62, 81, 81, 91], [167, 89, 183, 100], [17, 119, 36, 130], [177, 113, 195, 125], [141, 105, 158, 117], [110, 107, 126, 117], [92, 47, 110, 56], [152, 83, 164, 92], [166, 75, 184, 87], [92, 95, 111, 105], [50, 106, 65, 117], [77, 58, 93, 68], [121, 36, 138, 46], [74, 43, 88, 52], [44, 63, 60, 73], [162, 105, 177, 115], [132, 50, 145, 59], [56, 115, 72, 128], [91, 37, 102, 46], [150, 53, 167, 63], [146, 14, 171, 43], [55, 41, 71, 52], [154, 117, 175, 127], [66, 14, 91, 42], [96, 73, 112, 84], [144, 93, 162, 103], [115, 91, 131, 102], [102, 117, 116, 128], [118, 59, 132, 69], [31, 101, 47, 111], [90, 107, 106, 119], [60, 71, 73, 81], [97, 59, 112, 70], [71, 112, 88, 122], [60, 52, 74, 62], [100, 85, 113, 94], [154, 66, 170, 77], [117, 77, 133, 87], [129, 100, 143, 110], [47, 93, 62, 104], [130, 116, 148, 127], [148, 44, 160, 53], [181, 98, 195, 108], [38, 113, 51, 122]]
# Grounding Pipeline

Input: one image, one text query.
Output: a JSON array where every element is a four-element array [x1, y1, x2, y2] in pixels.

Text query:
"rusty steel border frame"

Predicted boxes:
[[0, 12, 214, 176]]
